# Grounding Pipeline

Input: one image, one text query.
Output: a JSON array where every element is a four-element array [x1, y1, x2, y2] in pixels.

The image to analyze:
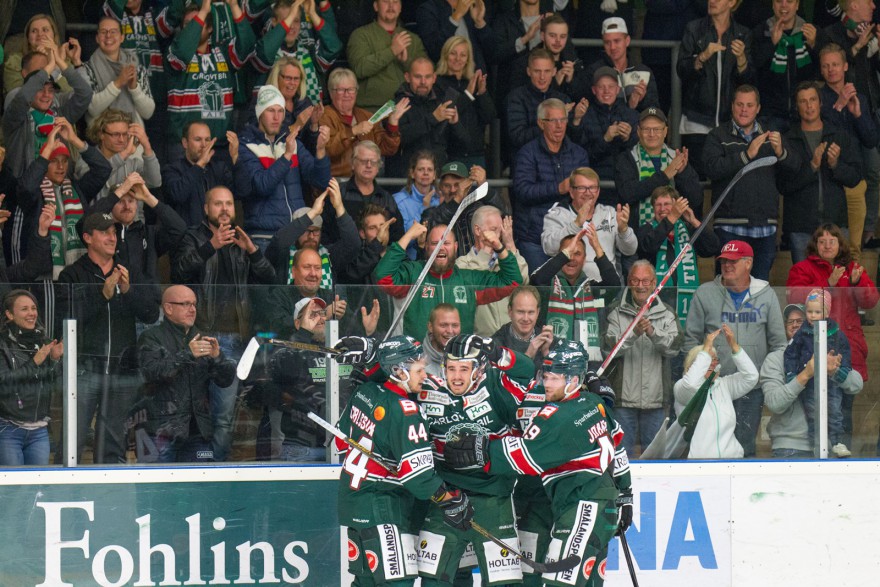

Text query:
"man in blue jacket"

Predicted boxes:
[[513, 97, 589, 272], [235, 84, 331, 251]]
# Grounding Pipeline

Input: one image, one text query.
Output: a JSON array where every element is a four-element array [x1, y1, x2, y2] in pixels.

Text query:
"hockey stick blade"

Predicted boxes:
[[236, 337, 261, 380], [469, 521, 580, 573], [383, 182, 490, 341]]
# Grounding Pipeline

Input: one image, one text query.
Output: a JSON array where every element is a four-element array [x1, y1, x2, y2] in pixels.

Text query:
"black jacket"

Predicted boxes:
[[509, 42, 590, 104], [136, 318, 236, 441], [434, 74, 496, 160], [56, 254, 160, 371], [321, 179, 404, 246], [0, 326, 59, 423], [170, 222, 276, 336], [702, 120, 800, 226], [504, 82, 572, 153], [781, 121, 863, 233], [415, 0, 496, 72], [577, 98, 640, 190], [677, 16, 755, 127], [391, 83, 471, 176], [529, 249, 620, 288], [420, 186, 510, 254], [614, 145, 704, 228], [751, 19, 818, 124], [87, 197, 187, 287], [162, 156, 235, 227], [819, 22, 880, 111]]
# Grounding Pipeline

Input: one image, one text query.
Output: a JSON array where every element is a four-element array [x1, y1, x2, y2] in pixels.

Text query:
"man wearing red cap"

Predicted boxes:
[[684, 239, 786, 458]]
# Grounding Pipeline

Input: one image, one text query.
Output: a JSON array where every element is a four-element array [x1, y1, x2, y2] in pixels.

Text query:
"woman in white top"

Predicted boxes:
[[675, 324, 758, 459]]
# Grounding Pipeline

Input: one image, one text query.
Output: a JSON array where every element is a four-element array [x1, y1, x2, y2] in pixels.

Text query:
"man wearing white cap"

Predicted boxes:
[[235, 84, 332, 252], [586, 16, 660, 112]]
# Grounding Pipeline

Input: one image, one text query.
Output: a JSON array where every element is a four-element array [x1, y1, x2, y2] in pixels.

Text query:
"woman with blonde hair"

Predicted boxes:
[[320, 67, 409, 176], [434, 35, 495, 168], [674, 324, 758, 459], [3, 14, 80, 98]]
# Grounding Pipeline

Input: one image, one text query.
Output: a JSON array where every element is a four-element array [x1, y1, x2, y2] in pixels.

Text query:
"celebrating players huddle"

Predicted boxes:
[[332, 333, 633, 587]]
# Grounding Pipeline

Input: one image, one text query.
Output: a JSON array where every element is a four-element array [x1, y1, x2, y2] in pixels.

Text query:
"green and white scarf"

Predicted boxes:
[[652, 217, 698, 328], [769, 16, 811, 73], [546, 274, 603, 362], [30, 108, 56, 161], [634, 143, 673, 225], [40, 178, 87, 279], [287, 245, 332, 290]]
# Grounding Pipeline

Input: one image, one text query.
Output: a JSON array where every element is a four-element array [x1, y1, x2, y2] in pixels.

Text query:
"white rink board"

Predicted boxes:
[[409, 461, 880, 587]]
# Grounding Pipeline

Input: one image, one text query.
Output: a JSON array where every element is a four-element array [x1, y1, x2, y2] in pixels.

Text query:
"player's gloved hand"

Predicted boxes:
[[333, 336, 375, 365], [616, 488, 634, 536], [472, 336, 503, 364], [586, 370, 616, 408], [443, 434, 489, 469], [438, 489, 474, 531]]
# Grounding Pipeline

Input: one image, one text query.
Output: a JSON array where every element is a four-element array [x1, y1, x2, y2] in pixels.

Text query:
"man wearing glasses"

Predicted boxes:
[[541, 166, 636, 282], [513, 98, 589, 272], [135, 285, 236, 463], [614, 107, 703, 230], [684, 240, 787, 458]]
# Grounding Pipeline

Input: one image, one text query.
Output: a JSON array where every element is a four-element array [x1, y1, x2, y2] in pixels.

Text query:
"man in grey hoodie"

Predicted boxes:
[[684, 240, 786, 457], [760, 304, 863, 458]]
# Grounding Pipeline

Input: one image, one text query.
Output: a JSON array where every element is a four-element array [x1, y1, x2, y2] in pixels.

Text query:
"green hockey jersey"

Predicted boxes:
[[488, 391, 631, 517], [417, 349, 535, 496], [336, 379, 444, 529]]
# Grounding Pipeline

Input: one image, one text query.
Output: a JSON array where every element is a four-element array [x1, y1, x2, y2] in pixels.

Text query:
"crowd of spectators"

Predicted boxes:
[[0, 0, 879, 464]]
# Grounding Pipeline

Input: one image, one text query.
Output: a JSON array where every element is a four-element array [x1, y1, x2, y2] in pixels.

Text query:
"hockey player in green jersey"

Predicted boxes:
[[444, 342, 633, 587], [415, 334, 536, 586], [336, 335, 475, 586]]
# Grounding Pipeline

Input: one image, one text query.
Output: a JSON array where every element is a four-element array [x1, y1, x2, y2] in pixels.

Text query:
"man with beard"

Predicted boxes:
[[236, 84, 331, 251], [171, 186, 276, 461], [163, 121, 237, 227], [414, 334, 533, 586], [375, 220, 523, 339], [389, 56, 469, 176], [604, 261, 682, 457], [422, 303, 461, 377], [443, 342, 633, 587]]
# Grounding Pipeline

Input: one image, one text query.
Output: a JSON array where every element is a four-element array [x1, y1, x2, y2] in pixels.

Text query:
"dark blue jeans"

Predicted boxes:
[[714, 228, 777, 281], [0, 419, 50, 466]]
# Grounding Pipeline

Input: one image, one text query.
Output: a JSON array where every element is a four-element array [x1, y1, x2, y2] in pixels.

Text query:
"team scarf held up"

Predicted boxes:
[[634, 143, 673, 226], [546, 274, 603, 362], [769, 16, 811, 73], [40, 177, 87, 279], [651, 217, 698, 328]]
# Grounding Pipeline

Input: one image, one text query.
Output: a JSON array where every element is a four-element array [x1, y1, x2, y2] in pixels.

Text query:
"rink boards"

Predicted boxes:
[[0, 461, 878, 586]]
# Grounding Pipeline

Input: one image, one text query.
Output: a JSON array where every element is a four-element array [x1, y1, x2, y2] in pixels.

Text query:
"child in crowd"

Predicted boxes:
[[784, 288, 853, 457]]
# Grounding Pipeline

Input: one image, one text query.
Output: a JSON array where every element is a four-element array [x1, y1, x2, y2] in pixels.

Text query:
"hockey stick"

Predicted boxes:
[[236, 336, 341, 380], [597, 155, 778, 376], [382, 182, 490, 342], [308, 411, 578, 573], [468, 521, 581, 574], [619, 531, 640, 587]]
